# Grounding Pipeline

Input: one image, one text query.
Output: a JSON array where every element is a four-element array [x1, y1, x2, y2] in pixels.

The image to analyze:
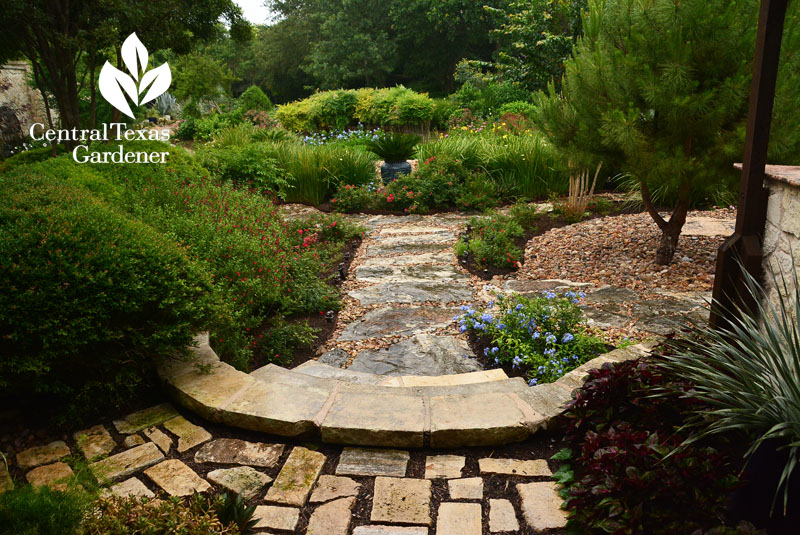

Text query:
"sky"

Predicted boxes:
[[233, 0, 273, 25]]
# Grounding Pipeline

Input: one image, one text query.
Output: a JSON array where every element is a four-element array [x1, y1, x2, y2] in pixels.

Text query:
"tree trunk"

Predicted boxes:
[[641, 181, 691, 265]]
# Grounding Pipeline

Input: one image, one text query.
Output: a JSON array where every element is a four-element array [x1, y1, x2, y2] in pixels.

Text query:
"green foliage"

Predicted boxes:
[[173, 52, 239, 114], [82, 494, 239, 535], [196, 143, 292, 198], [237, 85, 273, 112], [415, 135, 485, 170], [331, 184, 375, 213], [483, 133, 569, 199], [214, 492, 258, 535], [175, 118, 198, 140], [277, 87, 434, 132], [561, 358, 741, 534], [430, 98, 458, 130], [0, 170, 223, 415], [456, 291, 605, 384], [0, 484, 90, 535], [661, 263, 800, 511], [451, 76, 531, 118], [254, 319, 317, 366], [193, 111, 245, 141], [498, 100, 536, 119], [365, 132, 421, 162], [455, 211, 525, 268]]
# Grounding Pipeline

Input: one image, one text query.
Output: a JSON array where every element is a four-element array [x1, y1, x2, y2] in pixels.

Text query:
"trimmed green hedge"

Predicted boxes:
[[0, 169, 224, 414], [276, 86, 435, 132]]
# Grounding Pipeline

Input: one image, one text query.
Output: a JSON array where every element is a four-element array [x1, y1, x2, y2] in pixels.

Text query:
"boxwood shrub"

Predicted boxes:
[[0, 171, 225, 415]]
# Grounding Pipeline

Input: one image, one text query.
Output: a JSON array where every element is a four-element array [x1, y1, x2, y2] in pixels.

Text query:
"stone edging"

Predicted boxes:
[[157, 335, 656, 449]]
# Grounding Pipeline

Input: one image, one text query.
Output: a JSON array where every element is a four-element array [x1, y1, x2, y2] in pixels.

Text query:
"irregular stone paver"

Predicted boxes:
[[26, 462, 73, 489], [207, 466, 272, 500], [73, 425, 115, 461], [489, 499, 519, 532], [144, 459, 210, 496], [336, 448, 409, 477], [143, 426, 172, 454], [306, 496, 356, 535], [504, 279, 592, 297], [359, 252, 452, 266], [17, 441, 70, 469], [90, 442, 165, 482], [318, 348, 350, 367], [355, 264, 468, 284], [310, 475, 361, 503], [371, 477, 432, 526], [379, 226, 452, 235], [448, 477, 483, 500], [123, 434, 146, 448], [162, 416, 212, 453], [436, 502, 481, 535], [349, 334, 479, 376], [479, 458, 551, 477], [195, 438, 285, 467], [113, 403, 179, 434], [367, 234, 455, 256], [338, 307, 457, 342], [682, 216, 735, 236], [517, 482, 568, 530], [349, 281, 472, 306], [424, 455, 465, 479], [264, 446, 326, 506], [253, 505, 300, 531], [353, 527, 428, 535], [110, 477, 155, 499]]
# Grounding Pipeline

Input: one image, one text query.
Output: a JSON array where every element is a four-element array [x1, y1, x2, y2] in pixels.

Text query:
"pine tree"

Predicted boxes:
[[536, 0, 758, 264]]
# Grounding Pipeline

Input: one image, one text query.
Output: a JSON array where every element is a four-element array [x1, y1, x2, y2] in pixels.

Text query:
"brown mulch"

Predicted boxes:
[[516, 207, 736, 295]]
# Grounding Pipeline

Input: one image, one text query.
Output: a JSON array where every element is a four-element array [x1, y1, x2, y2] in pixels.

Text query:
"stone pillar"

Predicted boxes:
[[761, 166, 800, 310]]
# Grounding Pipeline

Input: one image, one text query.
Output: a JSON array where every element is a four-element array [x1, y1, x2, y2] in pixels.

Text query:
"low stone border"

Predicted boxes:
[[157, 335, 656, 449]]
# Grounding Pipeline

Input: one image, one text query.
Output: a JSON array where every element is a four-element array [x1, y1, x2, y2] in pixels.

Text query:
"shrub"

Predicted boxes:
[[483, 133, 569, 199], [175, 118, 197, 140], [82, 494, 239, 535], [499, 100, 537, 119], [0, 484, 90, 535], [331, 184, 375, 213], [415, 134, 485, 170], [454, 212, 525, 268], [453, 80, 531, 118], [456, 174, 501, 211], [197, 143, 292, 198], [237, 85, 273, 112], [560, 358, 740, 534], [194, 111, 244, 141], [430, 98, 458, 131], [455, 290, 605, 384], [0, 170, 222, 419], [365, 132, 421, 162], [390, 90, 434, 130]]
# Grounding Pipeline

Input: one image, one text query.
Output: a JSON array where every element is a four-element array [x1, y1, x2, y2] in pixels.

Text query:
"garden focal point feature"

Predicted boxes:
[[365, 131, 421, 183]]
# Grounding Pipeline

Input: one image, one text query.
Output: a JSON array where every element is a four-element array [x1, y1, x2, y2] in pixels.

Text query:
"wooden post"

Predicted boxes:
[[709, 0, 790, 329]]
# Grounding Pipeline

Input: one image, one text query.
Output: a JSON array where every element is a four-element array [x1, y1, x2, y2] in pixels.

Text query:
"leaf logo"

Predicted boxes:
[[98, 33, 171, 119]]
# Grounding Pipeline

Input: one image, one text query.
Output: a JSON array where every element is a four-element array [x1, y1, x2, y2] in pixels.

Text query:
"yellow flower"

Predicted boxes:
[[461, 126, 468, 130]]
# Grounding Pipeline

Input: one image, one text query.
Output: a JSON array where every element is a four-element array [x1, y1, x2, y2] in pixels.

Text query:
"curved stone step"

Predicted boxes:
[[157, 335, 656, 448], [291, 361, 509, 388]]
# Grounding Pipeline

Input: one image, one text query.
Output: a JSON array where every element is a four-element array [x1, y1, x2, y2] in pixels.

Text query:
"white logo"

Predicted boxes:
[[99, 33, 171, 119]]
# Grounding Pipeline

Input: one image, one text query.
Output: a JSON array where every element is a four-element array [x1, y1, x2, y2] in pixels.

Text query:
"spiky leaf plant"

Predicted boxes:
[[364, 132, 421, 162], [662, 261, 800, 512]]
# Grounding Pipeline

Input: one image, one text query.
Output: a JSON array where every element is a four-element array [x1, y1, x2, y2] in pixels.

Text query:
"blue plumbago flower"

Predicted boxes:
[[562, 333, 574, 343], [460, 305, 471, 312], [480, 313, 493, 323], [533, 331, 541, 339], [558, 368, 563, 374], [494, 357, 500, 365], [572, 355, 579, 361], [497, 323, 506, 330], [514, 303, 524, 311], [564, 290, 576, 299], [544, 291, 557, 300], [487, 301, 494, 308], [528, 378, 538, 386], [545, 334, 557, 344], [537, 365, 546, 374], [512, 356, 523, 367], [544, 348, 556, 357], [491, 347, 499, 354], [452, 316, 460, 322], [578, 291, 586, 299], [459, 325, 467, 333], [476, 323, 487, 331], [484, 348, 490, 356]]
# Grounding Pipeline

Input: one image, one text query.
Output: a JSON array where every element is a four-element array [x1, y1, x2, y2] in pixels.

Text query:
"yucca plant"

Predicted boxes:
[[364, 132, 421, 162], [661, 261, 800, 514]]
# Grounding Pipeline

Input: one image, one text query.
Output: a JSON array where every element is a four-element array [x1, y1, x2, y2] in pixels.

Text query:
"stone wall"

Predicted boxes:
[[0, 61, 51, 136], [762, 166, 800, 309]]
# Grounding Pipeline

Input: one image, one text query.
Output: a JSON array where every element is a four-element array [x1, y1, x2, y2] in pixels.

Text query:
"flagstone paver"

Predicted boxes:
[[448, 477, 483, 500], [489, 499, 519, 532], [310, 475, 361, 503], [73, 425, 115, 461], [353, 528, 428, 535], [25, 462, 73, 489], [371, 477, 432, 526], [349, 281, 473, 306], [338, 307, 458, 342], [348, 334, 480, 376], [253, 505, 300, 532], [110, 477, 155, 499], [424, 455, 465, 479], [436, 502, 482, 535], [479, 458, 551, 477], [194, 438, 285, 467], [144, 459, 210, 496], [90, 442, 165, 482], [163, 416, 212, 452], [264, 446, 326, 506], [517, 482, 568, 530], [113, 403, 180, 434], [306, 496, 356, 535], [16, 440, 70, 469], [123, 434, 146, 448], [206, 466, 272, 499], [143, 426, 172, 454], [336, 448, 409, 477], [354, 264, 468, 284]]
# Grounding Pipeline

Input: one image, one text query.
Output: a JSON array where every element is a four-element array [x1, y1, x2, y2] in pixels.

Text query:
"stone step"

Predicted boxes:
[[158, 335, 655, 448], [292, 361, 509, 387]]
